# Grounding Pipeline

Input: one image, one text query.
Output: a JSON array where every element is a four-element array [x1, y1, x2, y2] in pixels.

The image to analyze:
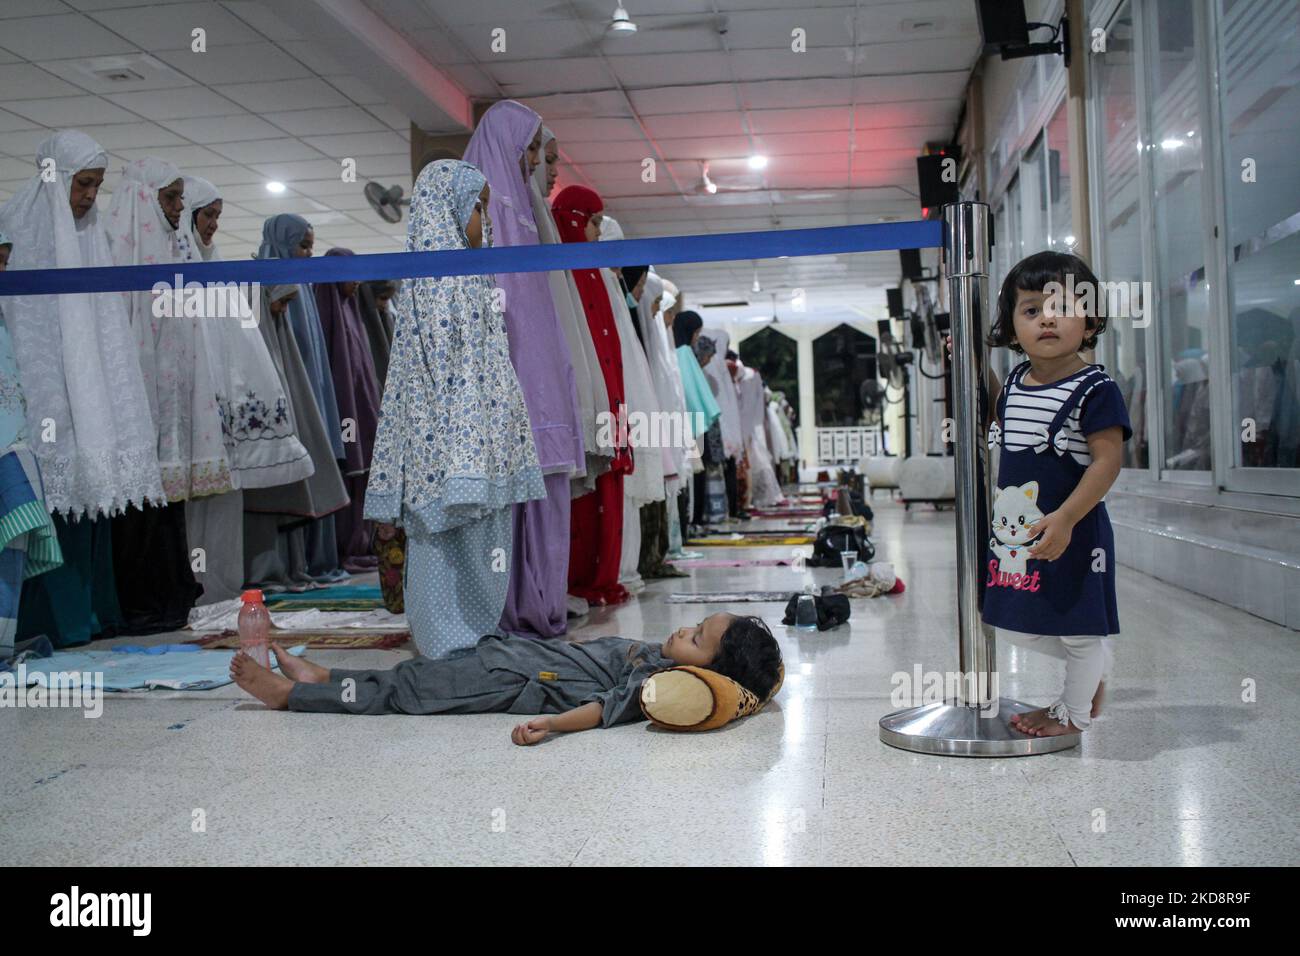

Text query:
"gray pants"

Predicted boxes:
[[287, 652, 527, 716]]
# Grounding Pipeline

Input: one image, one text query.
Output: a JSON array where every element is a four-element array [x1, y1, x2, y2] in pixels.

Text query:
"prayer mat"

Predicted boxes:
[[188, 630, 410, 650], [687, 535, 814, 547], [263, 584, 384, 612], [667, 591, 794, 604]]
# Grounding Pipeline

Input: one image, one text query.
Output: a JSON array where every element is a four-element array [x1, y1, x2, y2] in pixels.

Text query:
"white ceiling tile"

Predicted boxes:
[[301, 131, 411, 158], [556, 140, 655, 163], [439, 62, 500, 98], [851, 124, 951, 151], [114, 143, 234, 168], [276, 40, 352, 76], [854, 99, 957, 129], [156, 43, 313, 85], [219, 1, 302, 40], [406, 27, 474, 66], [0, 157, 34, 180], [741, 48, 857, 84], [658, 135, 762, 161], [87, 2, 261, 49], [628, 84, 729, 117], [719, 8, 857, 50], [740, 77, 853, 110], [0, 63, 86, 99], [262, 107, 389, 136], [611, 53, 733, 88], [238, 197, 333, 216], [518, 90, 632, 120], [158, 113, 286, 144], [216, 78, 350, 113], [543, 117, 644, 142], [484, 57, 610, 96], [852, 70, 968, 103], [105, 85, 244, 119], [1, 128, 60, 158], [0, 14, 136, 59], [644, 112, 747, 139], [79, 121, 190, 149], [182, 163, 263, 185], [6, 94, 140, 126], [363, 103, 412, 131], [748, 107, 853, 136], [0, 1, 75, 17], [0, 109, 38, 133], [248, 158, 351, 182], [322, 74, 386, 106], [209, 138, 327, 164]]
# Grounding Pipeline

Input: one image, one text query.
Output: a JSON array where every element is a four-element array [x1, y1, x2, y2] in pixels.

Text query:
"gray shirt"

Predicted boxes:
[[476, 635, 675, 727]]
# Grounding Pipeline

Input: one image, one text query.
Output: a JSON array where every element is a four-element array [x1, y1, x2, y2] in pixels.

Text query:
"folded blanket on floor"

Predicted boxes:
[[667, 591, 795, 604], [9, 645, 305, 692], [187, 597, 405, 632]]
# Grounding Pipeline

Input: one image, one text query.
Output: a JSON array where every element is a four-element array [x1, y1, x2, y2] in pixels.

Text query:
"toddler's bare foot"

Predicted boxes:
[[270, 642, 328, 683], [230, 651, 293, 710], [1013, 706, 1084, 736], [1091, 680, 1105, 718], [1010, 708, 1048, 733]]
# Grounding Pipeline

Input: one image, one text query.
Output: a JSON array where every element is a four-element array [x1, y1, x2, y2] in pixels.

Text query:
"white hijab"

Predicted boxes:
[[178, 174, 221, 261], [176, 175, 313, 490], [528, 126, 611, 495], [701, 327, 744, 458], [0, 131, 164, 517], [104, 157, 182, 426], [639, 272, 691, 492], [599, 216, 664, 504]]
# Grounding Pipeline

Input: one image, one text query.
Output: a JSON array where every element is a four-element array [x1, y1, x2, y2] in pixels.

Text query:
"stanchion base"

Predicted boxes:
[[879, 698, 1081, 757]]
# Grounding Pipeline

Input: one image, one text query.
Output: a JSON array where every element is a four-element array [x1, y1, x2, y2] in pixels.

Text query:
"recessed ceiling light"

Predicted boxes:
[[748, 155, 768, 170], [266, 181, 286, 194]]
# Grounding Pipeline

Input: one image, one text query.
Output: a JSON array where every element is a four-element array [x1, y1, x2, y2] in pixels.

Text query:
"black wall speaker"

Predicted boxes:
[[916, 154, 959, 209], [885, 288, 904, 318], [900, 248, 923, 280], [977, 0, 1029, 46]]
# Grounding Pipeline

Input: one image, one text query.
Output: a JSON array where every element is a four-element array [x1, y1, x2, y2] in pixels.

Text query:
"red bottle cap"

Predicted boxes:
[[241, 589, 264, 604]]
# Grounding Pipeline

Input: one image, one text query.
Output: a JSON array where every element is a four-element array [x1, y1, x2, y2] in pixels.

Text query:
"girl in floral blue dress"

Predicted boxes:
[[364, 160, 545, 658]]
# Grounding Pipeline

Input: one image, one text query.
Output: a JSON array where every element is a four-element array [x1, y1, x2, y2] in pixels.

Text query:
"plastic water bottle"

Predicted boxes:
[[238, 589, 271, 668], [840, 550, 857, 580], [795, 586, 819, 632]]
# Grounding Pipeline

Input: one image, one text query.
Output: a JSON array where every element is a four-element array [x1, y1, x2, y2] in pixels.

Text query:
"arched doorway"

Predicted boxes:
[[737, 325, 798, 426]]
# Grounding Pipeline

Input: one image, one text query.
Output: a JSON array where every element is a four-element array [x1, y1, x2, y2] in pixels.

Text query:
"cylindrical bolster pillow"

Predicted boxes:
[[639, 664, 784, 732]]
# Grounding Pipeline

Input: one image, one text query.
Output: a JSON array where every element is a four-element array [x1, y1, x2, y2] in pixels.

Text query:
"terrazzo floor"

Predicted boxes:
[[2, 495, 1297, 866]]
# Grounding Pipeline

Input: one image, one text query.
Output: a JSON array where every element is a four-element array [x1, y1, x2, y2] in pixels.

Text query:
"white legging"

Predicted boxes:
[[1000, 630, 1114, 730]]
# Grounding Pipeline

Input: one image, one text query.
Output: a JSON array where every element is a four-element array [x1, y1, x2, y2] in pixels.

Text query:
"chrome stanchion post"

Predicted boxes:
[[878, 201, 1080, 756]]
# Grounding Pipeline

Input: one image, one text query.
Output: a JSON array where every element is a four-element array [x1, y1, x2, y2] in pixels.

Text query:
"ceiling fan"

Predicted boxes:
[[550, 4, 730, 55]]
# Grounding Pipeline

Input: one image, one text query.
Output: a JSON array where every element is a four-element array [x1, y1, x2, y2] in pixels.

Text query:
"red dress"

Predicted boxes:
[[552, 186, 629, 605]]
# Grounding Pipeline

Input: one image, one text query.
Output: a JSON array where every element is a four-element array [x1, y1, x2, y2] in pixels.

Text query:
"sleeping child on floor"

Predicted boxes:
[[229, 613, 783, 745]]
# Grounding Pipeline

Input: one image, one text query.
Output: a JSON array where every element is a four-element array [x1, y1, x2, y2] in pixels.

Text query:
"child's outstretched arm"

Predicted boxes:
[[511, 701, 603, 746], [1028, 426, 1124, 561]]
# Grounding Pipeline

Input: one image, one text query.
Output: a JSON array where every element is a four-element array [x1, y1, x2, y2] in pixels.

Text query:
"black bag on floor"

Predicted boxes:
[[781, 589, 852, 630], [808, 521, 875, 567]]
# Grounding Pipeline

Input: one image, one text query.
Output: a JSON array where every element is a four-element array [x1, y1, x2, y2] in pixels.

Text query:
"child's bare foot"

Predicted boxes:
[[1012, 707, 1083, 736], [270, 642, 328, 683], [1091, 680, 1105, 718], [230, 651, 293, 710], [1010, 708, 1048, 733]]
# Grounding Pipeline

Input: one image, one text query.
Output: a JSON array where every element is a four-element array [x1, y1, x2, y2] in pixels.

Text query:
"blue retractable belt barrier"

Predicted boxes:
[[0, 220, 942, 296]]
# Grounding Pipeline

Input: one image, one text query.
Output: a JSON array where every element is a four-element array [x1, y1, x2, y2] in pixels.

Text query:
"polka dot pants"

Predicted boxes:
[[404, 507, 513, 659]]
